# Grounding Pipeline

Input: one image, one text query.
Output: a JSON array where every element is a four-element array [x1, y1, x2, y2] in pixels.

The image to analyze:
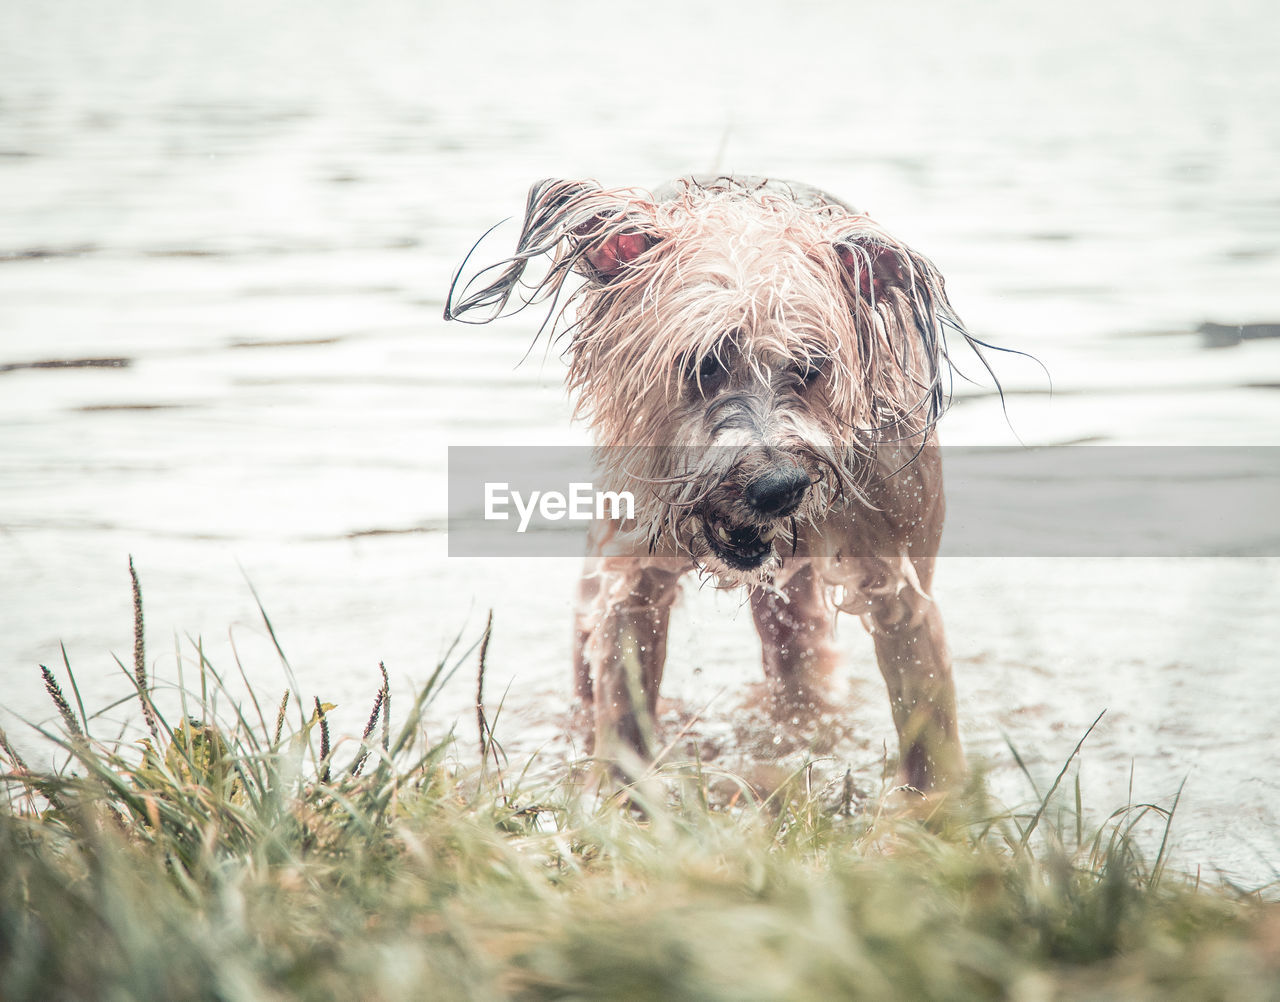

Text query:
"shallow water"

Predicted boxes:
[[2, 0, 1279, 882]]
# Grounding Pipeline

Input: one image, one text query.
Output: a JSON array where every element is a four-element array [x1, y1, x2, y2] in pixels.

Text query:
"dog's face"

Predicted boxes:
[[590, 328, 856, 581], [659, 335, 843, 577], [445, 177, 965, 583]]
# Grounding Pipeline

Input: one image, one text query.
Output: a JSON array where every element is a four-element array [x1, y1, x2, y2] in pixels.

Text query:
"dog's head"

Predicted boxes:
[[446, 176, 972, 581]]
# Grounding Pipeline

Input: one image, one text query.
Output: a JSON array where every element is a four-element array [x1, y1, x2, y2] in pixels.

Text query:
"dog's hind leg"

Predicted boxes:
[[749, 561, 839, 716]]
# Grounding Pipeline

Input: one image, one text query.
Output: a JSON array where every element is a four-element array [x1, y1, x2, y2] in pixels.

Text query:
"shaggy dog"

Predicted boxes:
[[446, 174, 995, 792]]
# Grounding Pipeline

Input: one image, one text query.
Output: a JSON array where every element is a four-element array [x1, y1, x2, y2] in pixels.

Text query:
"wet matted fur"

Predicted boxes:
[[446, 174, 997, 791]]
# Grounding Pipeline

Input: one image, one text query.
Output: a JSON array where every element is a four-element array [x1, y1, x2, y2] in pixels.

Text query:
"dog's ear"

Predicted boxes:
[[572, 218, 655, 281], [833, 237, 922, 306], [444, 178, 659, 323], [831, 228, 959, 435], [562, 184, 659, 283]]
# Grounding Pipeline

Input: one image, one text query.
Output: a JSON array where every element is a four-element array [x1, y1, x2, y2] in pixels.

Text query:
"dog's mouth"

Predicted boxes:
[[702, 515, 784, 570]]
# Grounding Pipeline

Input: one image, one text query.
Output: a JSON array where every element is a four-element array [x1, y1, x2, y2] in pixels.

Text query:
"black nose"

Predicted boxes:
[[745, 465, 810, 518]]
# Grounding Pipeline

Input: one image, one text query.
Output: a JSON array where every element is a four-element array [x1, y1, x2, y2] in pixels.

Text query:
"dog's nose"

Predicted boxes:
[[745, 465, 810, 518]]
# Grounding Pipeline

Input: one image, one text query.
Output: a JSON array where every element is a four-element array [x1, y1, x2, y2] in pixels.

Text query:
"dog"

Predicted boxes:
[[446, 174, 992, 792]]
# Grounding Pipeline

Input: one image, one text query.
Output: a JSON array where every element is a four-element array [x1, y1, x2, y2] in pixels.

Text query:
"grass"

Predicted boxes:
[[1, 570, 1278, 1001]]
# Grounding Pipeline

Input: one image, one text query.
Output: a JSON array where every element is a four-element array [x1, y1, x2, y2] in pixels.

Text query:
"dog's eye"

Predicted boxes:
[[792, 360, 825, 386], [687, 353, 727, 393]]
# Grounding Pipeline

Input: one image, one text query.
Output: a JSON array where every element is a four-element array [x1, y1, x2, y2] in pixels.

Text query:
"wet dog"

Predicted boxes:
[[446, 175, 989, 791]]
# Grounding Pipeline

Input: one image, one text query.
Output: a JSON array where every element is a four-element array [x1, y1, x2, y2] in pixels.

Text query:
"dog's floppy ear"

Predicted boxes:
[[833, 236, 924, 307], [444, 178, 659, 324], [830, 227, 959, 435], [572, 218, 654, 281]]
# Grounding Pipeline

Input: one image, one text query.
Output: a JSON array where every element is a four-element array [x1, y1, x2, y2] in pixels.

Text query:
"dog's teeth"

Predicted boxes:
[[759, 526, 778, 542], [715, 524, 732, 543]]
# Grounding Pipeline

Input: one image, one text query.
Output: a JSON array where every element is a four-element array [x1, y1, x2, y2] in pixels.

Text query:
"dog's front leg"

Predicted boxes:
[[866, 573, 965, 792], [575, 564, 681, 763], [749, 561, 838, 715]]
